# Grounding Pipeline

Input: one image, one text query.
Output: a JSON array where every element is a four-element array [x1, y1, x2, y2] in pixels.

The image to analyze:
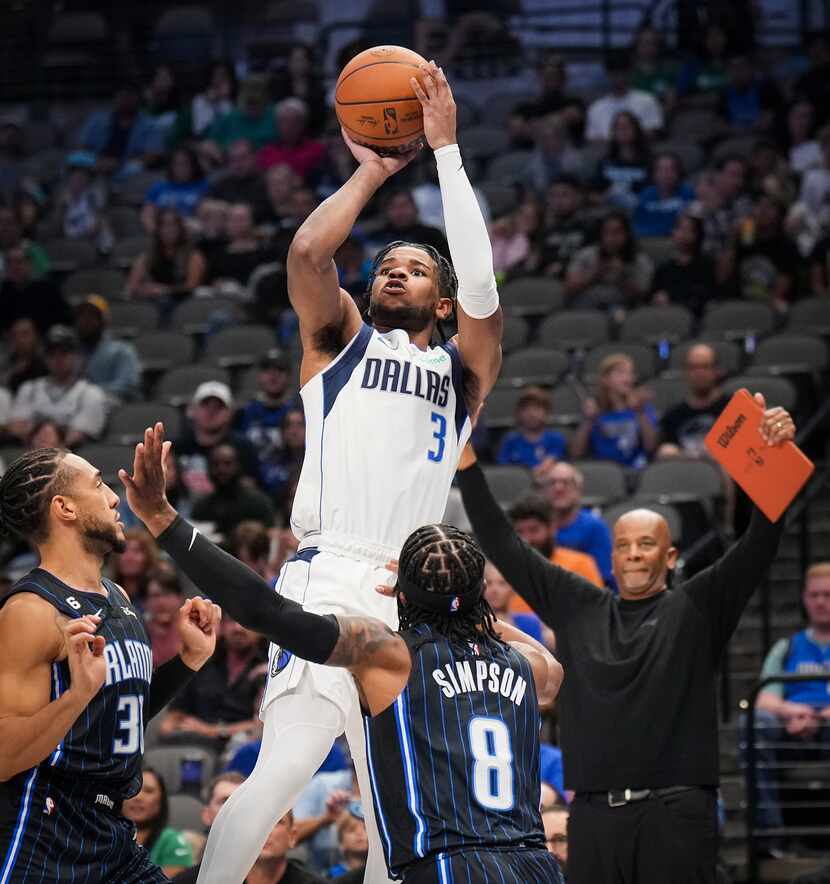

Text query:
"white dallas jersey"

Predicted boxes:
[[291, 323, 472, 553]]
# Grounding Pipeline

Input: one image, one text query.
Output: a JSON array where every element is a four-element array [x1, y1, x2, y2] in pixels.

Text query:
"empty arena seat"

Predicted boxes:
[[499, 347, 570, 387], [723, 375, 797, 411], [168, 794, 204, 830], [637, 238, 675, 268], [109, 235, 149, 270], [538, 310, 609, 351], [550, 384, 584, 426], [787, 296, 830, 337], [747, 334, 828, 375], [483, 388, 521, 428], [620, 305, 693, 344], [572, 460, 627, 507], [135, 332, 196, 372], [477, 182, 519, 218], [171, 298, 243, 336], [458, 125, 511, 161], [501, 315, 530, 354], [105, 403, 182, 445], [156, 365, 231, 407], [486, 151, 533, 185], [652, 140, 705, 174], [636, 459, 723, 506], [202, 324, 277, 368], [143, 745, 218, 794], [109, 302, 159, 339], [62, 268, 126, 302], [649, 376, 688, 415], [482, 465, 533, 506], [701, 300, 775, 342], [43, 238, 97, 272], [500, 278, 564, 317], [75, 444, 134, 485]]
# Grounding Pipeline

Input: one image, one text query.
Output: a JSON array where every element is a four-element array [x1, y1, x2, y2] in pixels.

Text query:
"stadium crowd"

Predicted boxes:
[[0, 2, 829, 880]]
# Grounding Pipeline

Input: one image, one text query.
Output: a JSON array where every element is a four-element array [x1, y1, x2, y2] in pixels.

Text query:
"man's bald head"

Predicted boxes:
[[685, 343, 720, 397], [612, 508, 677, 600]]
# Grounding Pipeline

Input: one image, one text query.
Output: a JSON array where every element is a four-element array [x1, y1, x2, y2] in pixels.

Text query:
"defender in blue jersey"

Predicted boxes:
[[0, 447, 220, 883], [120, 428, 564, 884]]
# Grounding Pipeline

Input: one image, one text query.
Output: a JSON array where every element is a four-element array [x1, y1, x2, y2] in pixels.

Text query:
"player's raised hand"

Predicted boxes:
[[177, 597, 222, 670], [62, 616, 107, 702], [375, 560, 399, 597], [411, 61, 457, 151], [755, 393, 796, 446], [341, 128, 422, 179], [119, 422, 177, 536]]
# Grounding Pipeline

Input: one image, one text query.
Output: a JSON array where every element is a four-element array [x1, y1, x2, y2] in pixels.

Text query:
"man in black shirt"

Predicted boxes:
[[455, 393, 796, 883], [659, 343, 729, 459]]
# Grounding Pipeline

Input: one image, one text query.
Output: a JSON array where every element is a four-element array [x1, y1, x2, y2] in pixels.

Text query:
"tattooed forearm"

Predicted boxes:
[[328, 616, 400, 667]]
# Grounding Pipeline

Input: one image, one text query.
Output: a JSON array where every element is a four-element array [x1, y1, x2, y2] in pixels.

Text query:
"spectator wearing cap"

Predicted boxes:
[[75, 296, 141, 405], [77, 82, 166, 178], [235, 348, 298, 462], [176, 381, 261, 497], [586, 52, 664, 142], [44, 152, 110, 247], [535, 176, 594, 279], [257, 99, 326, 182], [9, 325, 107, 447], [203, 75, 276, 159], [632, 152, 695, 238], [0, 246, 72, 337], [535, 460, 614, 589], [496, 386, 567, 469]]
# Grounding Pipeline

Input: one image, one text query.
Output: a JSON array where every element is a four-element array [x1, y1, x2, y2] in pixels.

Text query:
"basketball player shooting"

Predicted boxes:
[[0, 448, 221, 883], [167, 60, 501, 883], [121, 427, 564, 883]]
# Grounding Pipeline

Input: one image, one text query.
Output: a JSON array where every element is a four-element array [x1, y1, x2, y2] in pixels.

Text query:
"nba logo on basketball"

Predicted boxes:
[[450, 596, 461, 612], [383, 107, 399, 134]]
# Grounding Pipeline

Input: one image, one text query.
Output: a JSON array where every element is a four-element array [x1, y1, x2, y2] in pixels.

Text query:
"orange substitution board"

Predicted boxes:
[[704, 388, 814, 522]]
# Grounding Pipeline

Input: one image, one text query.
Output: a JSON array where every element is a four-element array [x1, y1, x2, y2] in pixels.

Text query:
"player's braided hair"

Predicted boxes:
[[397, 524, 502, 648], [361, 240, 458, 342], [0, 448, 70, 544]]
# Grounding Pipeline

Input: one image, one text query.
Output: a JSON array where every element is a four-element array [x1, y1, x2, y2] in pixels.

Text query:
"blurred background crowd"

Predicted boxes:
[[0, 0, 829, 880]]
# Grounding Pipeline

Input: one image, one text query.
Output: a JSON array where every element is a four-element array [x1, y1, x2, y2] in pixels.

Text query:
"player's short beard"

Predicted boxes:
[[79, 514, 126, 558], [368, 298, 434, 333]]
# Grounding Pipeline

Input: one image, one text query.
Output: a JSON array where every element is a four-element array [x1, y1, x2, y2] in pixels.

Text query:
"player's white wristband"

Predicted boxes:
[[435, 143, 500, 319]]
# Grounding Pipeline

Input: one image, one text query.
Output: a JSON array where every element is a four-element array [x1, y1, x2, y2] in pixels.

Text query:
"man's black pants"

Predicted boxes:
[[568, 786, 719, 884]]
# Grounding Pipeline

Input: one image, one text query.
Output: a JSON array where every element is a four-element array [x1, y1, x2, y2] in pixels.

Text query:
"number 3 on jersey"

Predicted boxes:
[[114, 694, 145, 755], [469, 716, 514, 811], [428, 412, 447, 462]]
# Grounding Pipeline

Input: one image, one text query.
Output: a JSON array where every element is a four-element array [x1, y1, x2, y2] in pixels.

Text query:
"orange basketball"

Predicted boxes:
[[335, 45, 427, 154]]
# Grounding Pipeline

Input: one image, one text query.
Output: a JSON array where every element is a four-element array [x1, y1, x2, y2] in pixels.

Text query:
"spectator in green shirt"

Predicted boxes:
[[202, 75, 276, 164], [124, 768, 194, 878]]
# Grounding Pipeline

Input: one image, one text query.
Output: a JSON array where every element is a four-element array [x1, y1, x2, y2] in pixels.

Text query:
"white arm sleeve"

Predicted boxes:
[[435, 143, 499, 319]]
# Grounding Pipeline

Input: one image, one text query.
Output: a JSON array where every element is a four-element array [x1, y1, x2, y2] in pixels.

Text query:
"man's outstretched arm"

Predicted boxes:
[[412, 63, 502, 403], [288, 134, 418, 358]]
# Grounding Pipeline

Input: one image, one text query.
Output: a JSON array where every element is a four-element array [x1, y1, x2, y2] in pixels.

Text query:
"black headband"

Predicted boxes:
[[396, 572, 483, 616]]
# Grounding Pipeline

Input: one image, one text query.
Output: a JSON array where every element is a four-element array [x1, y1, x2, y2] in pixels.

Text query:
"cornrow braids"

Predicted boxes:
[[0, 448, 70, 544], [361, 240, 459, 343], [397, 524, 503, 648]]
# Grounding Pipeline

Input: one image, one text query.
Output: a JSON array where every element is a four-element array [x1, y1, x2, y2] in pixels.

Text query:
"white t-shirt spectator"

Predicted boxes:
[[11, 377, 108, 440], [799, 166, 830, 214], [790, 141, 822, 175], [0, 386, 11, 430], [586, 90, 664, 141]]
